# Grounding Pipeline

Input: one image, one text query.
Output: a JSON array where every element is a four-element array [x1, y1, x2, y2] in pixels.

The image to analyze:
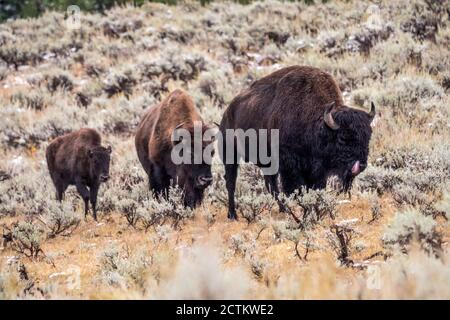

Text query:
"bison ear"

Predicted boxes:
[[172, 122, 184, 146], [323, 101, 340, 130], [106, 145, 112, 154], [175, 122, 185, 130], [172, 124, 185, 147]]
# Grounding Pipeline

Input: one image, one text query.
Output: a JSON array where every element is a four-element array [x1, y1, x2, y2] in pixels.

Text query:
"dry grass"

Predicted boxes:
[[0, 0, 449, 299]]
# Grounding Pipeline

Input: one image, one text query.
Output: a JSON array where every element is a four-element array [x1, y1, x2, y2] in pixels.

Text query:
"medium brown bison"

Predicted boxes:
[[46, 128, 111, 220], [219, 65, 375, 219], [135, 89, 213, 207]]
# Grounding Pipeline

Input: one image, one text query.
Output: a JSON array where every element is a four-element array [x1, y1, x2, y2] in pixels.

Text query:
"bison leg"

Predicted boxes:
[[75, 179, 90, 219], [225, 163, 238, 220], [55, 182, 68, 201], [264, 174, 279, 195], [264, 174, 287, 212], [51, 175, 66, 201], [147, 164, 159, 192], [90, 184, 99, 221], [150, 165, 170, 198], [280, 168, 305, 195]]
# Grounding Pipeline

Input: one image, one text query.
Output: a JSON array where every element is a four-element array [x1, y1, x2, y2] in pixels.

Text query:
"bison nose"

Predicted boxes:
[[351, 161, 361, 176], [100, 174, 110, 182], [360, 162, 367, 171], [198, 175, 213, 186]]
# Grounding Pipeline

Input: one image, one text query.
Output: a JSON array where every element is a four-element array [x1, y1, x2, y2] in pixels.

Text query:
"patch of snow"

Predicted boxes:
[[42, 52, 56, 60], [6, 256, 19, 265], [336, 218, 359, 227], [49, 271, 70, 279], [8, 156, 27, 175]]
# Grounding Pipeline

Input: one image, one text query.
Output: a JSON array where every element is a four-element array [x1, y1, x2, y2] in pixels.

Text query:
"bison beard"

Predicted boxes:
[[220, 66, 375, 220]]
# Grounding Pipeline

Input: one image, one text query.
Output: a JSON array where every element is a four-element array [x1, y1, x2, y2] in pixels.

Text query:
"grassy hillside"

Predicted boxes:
[[0, 0, 449, 299]]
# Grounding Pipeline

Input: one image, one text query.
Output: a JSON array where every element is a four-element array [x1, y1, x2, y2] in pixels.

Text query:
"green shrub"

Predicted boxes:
[[382, 209, 442, 256], [98, 245, 150, 290], [280, 188, 338, 228], [10, 221, 45, 258], [38, 200, 81, 238]]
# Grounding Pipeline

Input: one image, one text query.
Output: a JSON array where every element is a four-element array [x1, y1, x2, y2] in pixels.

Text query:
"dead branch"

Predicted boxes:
[[330, 224, 355, 267]]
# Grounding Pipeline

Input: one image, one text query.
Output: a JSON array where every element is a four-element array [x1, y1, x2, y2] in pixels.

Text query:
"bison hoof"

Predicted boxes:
[[227, 212, 238, 220], [278, 203, 288, 213]]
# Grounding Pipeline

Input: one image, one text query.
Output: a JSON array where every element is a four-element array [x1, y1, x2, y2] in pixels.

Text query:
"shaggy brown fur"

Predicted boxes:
[[220, 65, 375, 219], [46, 128, 111, 220], [135, 89, 213, 207]]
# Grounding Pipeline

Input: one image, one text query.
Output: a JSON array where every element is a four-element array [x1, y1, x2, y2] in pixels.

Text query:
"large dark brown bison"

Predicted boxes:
[[46, 128, 111, 220], [219, 66, 375, 219], [135, 89, 213, 207]]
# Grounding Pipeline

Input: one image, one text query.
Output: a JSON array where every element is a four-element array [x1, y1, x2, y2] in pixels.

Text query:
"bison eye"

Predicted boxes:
[[338, 136, 347, 144], [338, 130, 354, 142]]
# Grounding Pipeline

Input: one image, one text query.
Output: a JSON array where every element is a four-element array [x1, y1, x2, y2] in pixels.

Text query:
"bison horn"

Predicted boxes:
[[324, 102, 339, 130], [369, 101, 376, 118], [175, 122, 185, 130], [213, 121, 220, 127]]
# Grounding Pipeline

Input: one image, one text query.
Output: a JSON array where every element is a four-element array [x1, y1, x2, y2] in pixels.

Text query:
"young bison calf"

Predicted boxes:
[[135, 89, 214, 208], [46, 128, 111, 220]]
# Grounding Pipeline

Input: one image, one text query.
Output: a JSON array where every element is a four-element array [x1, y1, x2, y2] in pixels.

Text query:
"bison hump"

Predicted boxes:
[[76, 128, 102, 146], [148, 89, 203, 163]]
